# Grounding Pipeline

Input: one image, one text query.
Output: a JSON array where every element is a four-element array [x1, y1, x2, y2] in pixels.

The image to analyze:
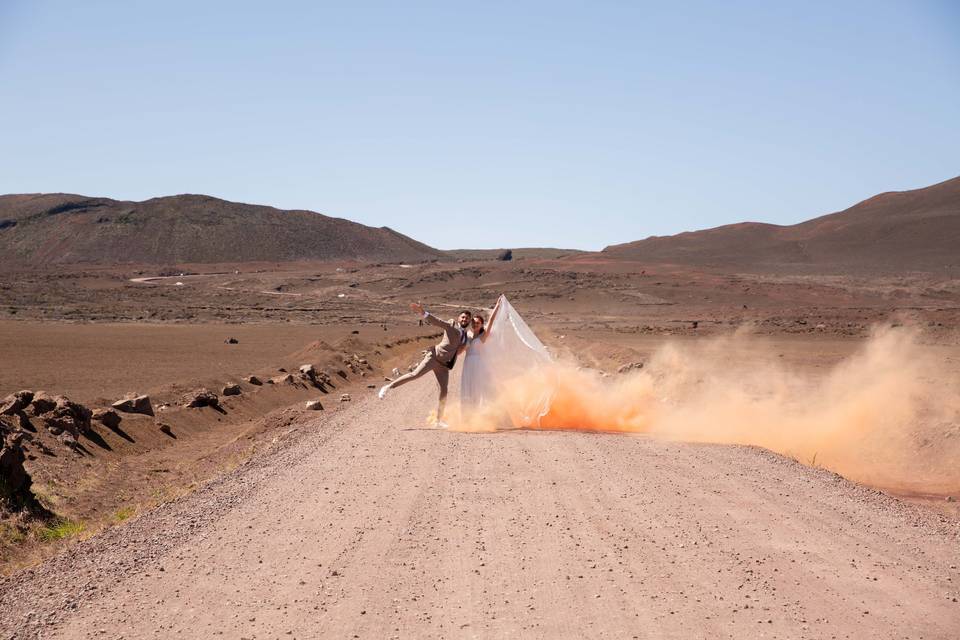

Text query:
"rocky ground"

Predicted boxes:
[[0, 257, 958, 637]]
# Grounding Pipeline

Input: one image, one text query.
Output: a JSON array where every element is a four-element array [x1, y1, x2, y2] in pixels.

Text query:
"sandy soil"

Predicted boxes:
[[2, 258, 959, 637], [1, 379, 957, 639]]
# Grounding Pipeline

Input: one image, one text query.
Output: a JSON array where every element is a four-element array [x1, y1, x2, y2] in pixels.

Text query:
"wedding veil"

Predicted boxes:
[[482, 295, 554, 427]]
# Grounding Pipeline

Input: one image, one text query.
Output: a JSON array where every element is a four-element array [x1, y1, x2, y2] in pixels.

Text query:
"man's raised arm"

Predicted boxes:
[[410, 302, 448, 328]]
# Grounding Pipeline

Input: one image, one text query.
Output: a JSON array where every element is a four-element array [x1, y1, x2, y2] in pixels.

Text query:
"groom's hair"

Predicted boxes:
[[458, 310, 472, 317]]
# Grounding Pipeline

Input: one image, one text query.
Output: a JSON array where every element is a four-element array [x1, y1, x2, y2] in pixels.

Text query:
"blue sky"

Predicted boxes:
[[1, 1, 957, 250]]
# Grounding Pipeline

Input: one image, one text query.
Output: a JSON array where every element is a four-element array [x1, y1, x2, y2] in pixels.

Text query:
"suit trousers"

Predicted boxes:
[[388, 352, 451, 419]]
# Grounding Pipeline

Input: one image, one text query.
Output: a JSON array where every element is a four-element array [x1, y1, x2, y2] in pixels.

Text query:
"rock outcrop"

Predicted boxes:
[[40, 396, 92, 437], [29, 392, 57, 415], [183, 389, 220, 409], [0, 390, 34, 416], [0, 416, 44, 512], [92, 408, 122, 430], [112, 394, 154, 416], [221, 384, 242, 396]]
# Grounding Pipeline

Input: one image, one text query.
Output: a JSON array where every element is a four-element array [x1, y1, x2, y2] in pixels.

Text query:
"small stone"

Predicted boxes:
[[225, 337, 239, 344], [183, 388, 220, 409], [617, 362, 644, 374], [340, 394, 351, 402], [245, 375, 263, 386], [112, 394, 154, 416], [305, 400, 324, 411], [92, 408, 121, 429], [222, 384, 242, 396]]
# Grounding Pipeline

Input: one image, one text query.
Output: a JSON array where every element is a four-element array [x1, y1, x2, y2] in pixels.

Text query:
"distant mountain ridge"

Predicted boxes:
[[602, 176, 960, 273], [0, 193, 445, 266], [4, 176, 958, 272]]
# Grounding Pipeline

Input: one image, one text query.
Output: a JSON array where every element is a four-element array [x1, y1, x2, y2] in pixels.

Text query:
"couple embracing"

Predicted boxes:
[[378, 297, 503, 428]]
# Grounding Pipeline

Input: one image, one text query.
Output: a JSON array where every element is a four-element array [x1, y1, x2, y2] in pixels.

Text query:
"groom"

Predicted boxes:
[[378, 302, 472, 428]]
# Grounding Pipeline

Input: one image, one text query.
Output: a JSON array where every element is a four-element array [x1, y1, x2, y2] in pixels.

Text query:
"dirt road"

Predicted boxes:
[[2, 379, 958, 639]]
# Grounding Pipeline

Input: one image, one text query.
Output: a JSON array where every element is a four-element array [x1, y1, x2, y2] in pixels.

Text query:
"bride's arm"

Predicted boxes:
[[479, 297, 504, 343]]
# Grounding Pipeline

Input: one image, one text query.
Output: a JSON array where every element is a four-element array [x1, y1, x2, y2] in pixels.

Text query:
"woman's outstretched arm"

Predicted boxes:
[[479, 296, 504, 343]]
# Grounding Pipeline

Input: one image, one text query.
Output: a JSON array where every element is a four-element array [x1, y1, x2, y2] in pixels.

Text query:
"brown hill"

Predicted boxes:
[[0, 193, 445, 266], [602, 176, 960, 273]]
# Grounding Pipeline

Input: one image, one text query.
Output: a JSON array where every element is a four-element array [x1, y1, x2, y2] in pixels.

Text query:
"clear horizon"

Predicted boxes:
[[1, 1, 958, 251]]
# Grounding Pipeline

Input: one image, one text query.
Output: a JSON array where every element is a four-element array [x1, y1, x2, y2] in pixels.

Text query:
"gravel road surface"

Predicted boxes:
[[2, 379, 958, 639]]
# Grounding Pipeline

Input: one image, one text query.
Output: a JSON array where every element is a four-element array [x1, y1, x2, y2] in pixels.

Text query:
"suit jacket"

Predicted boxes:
[[424, 312, 466, 364]]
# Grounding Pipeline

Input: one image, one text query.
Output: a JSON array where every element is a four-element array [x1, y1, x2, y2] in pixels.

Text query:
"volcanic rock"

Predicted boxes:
[[305, 400, 324, 411], [271, 374, 295, 385], [29, 391, 57, 415], [222, 384, 242, 396], [183, 388, 220, 409], [225, 337, 239, 344], [92, 408, 122, 430], [1, 390, 34, 416], [42, 396, 92, 437], [340, 393, 351, 402], [112, 394, 154, 416], [0, 417, 43, 511], [245, 375, 263, 386]]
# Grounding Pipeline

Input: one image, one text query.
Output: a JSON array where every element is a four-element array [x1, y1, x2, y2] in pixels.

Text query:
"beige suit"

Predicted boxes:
[[385, 312, 466, 420]]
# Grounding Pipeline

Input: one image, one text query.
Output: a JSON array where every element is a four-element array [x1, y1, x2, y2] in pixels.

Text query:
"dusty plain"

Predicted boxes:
[[1, 257, 958, 638]]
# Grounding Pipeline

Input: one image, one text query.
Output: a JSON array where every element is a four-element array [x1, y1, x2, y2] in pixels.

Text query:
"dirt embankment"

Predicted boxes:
[[0, 322, 437, 573]]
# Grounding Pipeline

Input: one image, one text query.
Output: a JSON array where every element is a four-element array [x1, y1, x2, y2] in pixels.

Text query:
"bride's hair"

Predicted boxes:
[[473, 314, 485, 324]]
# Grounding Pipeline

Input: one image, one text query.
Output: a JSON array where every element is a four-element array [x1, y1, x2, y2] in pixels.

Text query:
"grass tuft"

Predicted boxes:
[[37, 519, 85, 542], [113, 506, 135, 523]]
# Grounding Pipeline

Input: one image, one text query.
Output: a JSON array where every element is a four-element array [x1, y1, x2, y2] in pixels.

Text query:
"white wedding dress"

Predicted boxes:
[[461, 332, 492, 411], [460, 295, 553, 427]]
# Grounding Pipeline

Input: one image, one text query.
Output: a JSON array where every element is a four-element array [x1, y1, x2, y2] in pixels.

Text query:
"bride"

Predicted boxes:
[[460, 295, 552, 428], [460, 298, 502, 417]]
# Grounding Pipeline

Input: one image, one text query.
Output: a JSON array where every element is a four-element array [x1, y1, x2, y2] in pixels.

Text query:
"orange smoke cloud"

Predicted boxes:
[[454, 326, 960, 495]]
